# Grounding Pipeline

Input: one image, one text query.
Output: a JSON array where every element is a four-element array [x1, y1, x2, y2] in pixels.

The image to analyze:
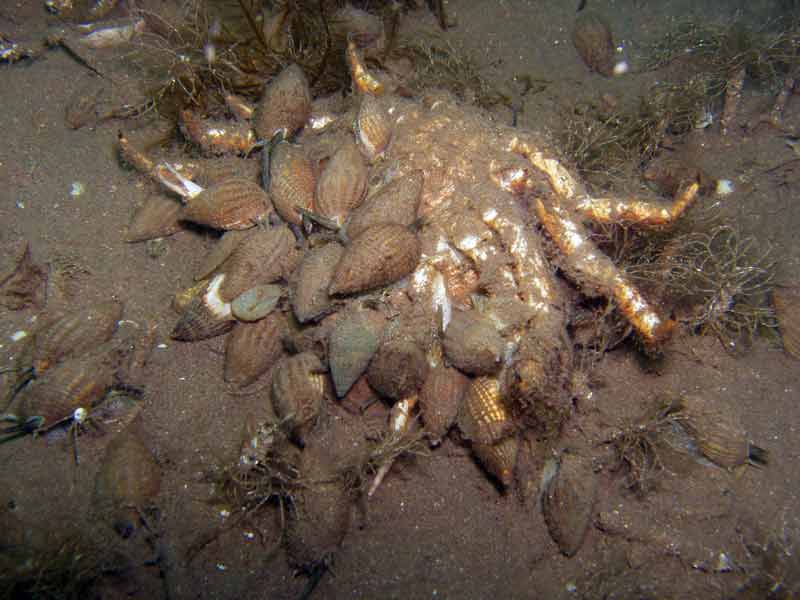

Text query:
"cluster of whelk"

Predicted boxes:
[[1, 2, 783, 586], [107, 5, 781, 568]]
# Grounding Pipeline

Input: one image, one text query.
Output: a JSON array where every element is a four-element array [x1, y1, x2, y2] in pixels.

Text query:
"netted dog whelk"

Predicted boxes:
[[118, 38, 707, 561]]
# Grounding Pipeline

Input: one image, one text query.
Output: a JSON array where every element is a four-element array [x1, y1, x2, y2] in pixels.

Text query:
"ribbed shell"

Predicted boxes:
[[572, 12, 615, 77], [253, 63, 312, 141], [194, 229, 251, 281], [31, 301, 123, 374], [329, 224, 421, 295], [171, 275, 235, 341], [219, 225, 301, 302], [328, 308, 386, 398], [269, 141, 316, 226], [345, 170, 423, 240], [542, 453, 597, 556], [191, 156, 262, 188], [94, 430, 161, 537], [366, 339, 429, 400], [125, 195, 183, 242], [224, 312, 287, 386], [443, 310, 504, 375], [314, 140, 367, 227], [472, 436, 519, 488], [354, 94, 392, 162], [181, 178, 269, 230], [271, 352, 327, 445], [179, 109, 256, 155], [457, 376, 514, 445], [419, 365, 469, 443], [18, 353, 116, 428], [679, 394, 766, 469], [774, 285, 800, 359], [291, 242, 345, 323]]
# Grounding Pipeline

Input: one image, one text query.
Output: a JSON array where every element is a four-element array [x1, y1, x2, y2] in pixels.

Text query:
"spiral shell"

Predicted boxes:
[[179, 109, 256, 155], [224, 313, 288, 387], [774, 284, 800, 359], [219, 225, 301, 302], [315, 139, 368, 227], [542, 452, 597, 557], [94, 430, 161, 538], [194, 229, 251, 281], [367, 339, 429, 401], [328, 307, 386, 398], [291, 242, 345, 323], [253, 63, 312, 141], [18, 352, 116, 428], [678, 394, 768, 469], [472, 436, 519, 488], [572, 12, 616, 77], [181, 178, 270, 230], [345, 170, 423, 240], [271, 352, 327, 446], [457, 376, 514, 445], [171, 274, 235, 341], [443, 309, 504, 375], [419, 365, 469, 444], [329, 224, 421, 295], [269, 141, 316, 226], [30, 301, 123, 374], [354, 94, 392, 162], [125, 195, 183, 242]]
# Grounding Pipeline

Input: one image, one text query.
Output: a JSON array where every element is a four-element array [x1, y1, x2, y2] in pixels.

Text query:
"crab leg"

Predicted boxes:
[[572, 181, 700, 227], [535, 199, 674, 349]]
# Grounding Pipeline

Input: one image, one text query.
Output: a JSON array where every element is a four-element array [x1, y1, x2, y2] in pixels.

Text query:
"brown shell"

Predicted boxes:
[[171, 275, 235, 341], [219, 225, 301, 302], [179, 109, 256, 155], [94, 430, 161, 538], [18, 353, 116, 428], [284, 444, 351, 570], [443, 310, 504, 375], [224, 312, 288, 387], [191, 156, 262, 188], [314, 139, 368, 227], [253, 63, 312, 140], [271, 352, 327, 445], [419, 365, 469, 444], [269, 141, 316, 226], [366, 339, 429, 401], [679, 394, 766, 469], [328, 308, 386, 398], [173, 279, 208, 314], [457, 376, 514, 445], [542, 453, 597, 557], [774, 284, 800, 359], [0, 240, 47, 311], [194, 229, 251, 281], [31, 301, 123, 374], [572, 12, 615, 77], [125, 195, 183, 242], [181, 178, 270, 230], [329, 224, 421, 295], [472, 436, 519, 488], [354, 93, 392, 162], [291, 242, 345, 323], [345, 170, 423, 240]]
